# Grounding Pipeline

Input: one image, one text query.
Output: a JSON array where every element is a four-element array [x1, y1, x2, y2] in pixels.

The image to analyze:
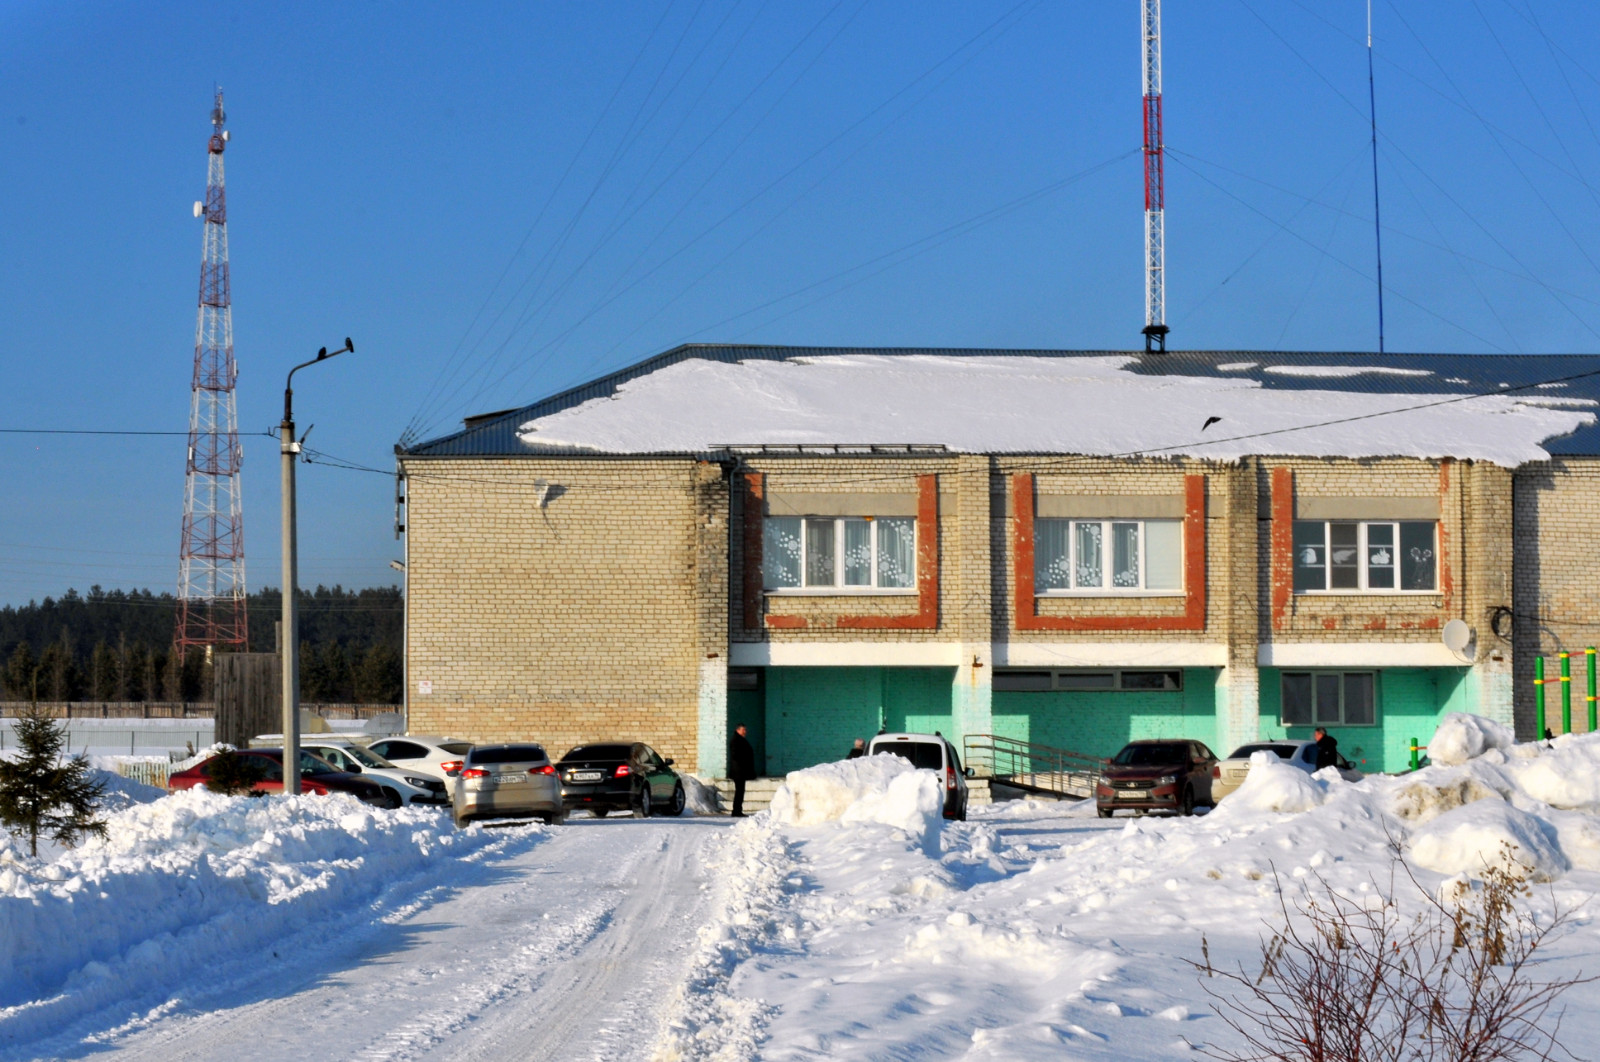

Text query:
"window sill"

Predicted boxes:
[[1294, 591, 1443, 597], [1037, 590, 1186, 598], [764, 588, 919, 597]]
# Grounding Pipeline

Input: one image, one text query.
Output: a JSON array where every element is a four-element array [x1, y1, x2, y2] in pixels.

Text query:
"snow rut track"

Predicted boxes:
[[87, 820, 726, 1062]]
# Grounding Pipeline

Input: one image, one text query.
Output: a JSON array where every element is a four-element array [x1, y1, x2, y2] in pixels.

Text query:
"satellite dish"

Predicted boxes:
[[221, 130, 230, 142], [1442, 619, 1473, 655], [193, 201, 203, 218]]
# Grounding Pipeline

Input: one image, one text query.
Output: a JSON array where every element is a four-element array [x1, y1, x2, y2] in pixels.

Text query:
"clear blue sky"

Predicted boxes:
[[2, 1, 1598, 610]]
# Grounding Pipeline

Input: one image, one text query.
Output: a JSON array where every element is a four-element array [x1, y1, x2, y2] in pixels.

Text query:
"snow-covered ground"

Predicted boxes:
[[5, 718, 1599, 1060]]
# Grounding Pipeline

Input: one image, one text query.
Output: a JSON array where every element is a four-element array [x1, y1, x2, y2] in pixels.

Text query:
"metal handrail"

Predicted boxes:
[[963, 733, 1108, 797]]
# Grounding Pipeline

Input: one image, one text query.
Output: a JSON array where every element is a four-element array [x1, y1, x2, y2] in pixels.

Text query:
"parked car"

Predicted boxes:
[[866, 732, 970, 820], [1211, 740, 1364, 801], [300, 740, 450, 808], [169, 748, 391, 806], [556, 742, 686, 817], [453, 743, 564, 827], [366, 736, 475, 785], [1095, 739, 1218, 818]]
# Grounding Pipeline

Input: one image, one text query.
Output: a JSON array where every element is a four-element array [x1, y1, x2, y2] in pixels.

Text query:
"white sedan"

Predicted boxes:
[[1212, 740, 1363, 801], [302, 741, 451, 808], [366, 735, 475, 785]]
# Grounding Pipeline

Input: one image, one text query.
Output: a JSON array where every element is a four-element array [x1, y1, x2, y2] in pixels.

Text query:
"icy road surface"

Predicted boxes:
[[60, 817, 732, 1062]]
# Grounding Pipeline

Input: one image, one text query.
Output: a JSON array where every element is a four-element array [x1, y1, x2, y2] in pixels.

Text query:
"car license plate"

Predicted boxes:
[[1116, 790, 1144, 799], [497, 771, 526, 783], [570, 770, 603, 782]]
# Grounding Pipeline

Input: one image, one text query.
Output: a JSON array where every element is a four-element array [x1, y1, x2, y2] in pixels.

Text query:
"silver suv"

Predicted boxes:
[[866, 732, 970, 821], [453, 743, 564, 828]]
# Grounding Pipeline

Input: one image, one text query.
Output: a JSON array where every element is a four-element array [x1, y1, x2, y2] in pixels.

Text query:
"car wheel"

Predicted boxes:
[[1179, 787, 1195, 817], [1097, 807, 1113, 819], [634, 786, 651, 819], [668, 782, 686, 816], [592, 808, 608, 818], [956, 799, 967, 822], [380, 787, 403, 810]]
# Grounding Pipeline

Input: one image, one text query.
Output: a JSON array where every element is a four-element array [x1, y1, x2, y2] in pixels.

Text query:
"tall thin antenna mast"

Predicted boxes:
[[1366, 0, 1386, 353], [176, 89, 248, 656], [1142, 0, 1168, 353]]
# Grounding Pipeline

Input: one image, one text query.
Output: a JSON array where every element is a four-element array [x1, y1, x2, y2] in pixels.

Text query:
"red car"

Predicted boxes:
[[1095, 739, 1218, 818], [169, 748, 391, 806]]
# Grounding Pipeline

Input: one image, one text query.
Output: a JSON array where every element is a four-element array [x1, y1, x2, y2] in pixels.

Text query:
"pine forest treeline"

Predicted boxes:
[[0, 585, 403, 705]]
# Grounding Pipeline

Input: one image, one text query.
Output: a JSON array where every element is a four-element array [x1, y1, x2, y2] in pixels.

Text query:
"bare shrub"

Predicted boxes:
[[1196, 841, 1589, 1062]]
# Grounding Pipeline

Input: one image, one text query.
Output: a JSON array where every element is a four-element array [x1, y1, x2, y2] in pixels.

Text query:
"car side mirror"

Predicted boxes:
[[664, 758, 675, 767]]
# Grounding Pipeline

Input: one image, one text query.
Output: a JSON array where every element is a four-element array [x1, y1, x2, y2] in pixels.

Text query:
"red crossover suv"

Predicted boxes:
[[1095, 739, 1218, 818]]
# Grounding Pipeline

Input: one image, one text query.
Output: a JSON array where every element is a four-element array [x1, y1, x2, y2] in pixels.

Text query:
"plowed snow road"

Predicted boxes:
[[59, 817, 731, 1062]]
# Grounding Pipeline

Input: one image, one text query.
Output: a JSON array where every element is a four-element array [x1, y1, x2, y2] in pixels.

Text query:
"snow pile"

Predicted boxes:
[[681, 773, 722, 816], [1428, 712, 1515, 765], [1217, 750, 1328, 813], [516, 353, 1594, 464], [1508, 734, 1600, 810], [770, 755, 943, 854], [0, 787, 515, 1043], [1408, 800, 1568, 881]]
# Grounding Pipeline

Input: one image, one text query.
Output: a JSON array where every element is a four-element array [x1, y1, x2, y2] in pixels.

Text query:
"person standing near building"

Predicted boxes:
[[1312, 727, 1339, 770], [847, 738, 866, 759], [729, 724, 756, 817]]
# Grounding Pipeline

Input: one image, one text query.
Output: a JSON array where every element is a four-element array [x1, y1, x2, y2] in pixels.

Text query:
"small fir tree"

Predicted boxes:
[[0, 708, 106, 856], [201, 747, 267, 796]]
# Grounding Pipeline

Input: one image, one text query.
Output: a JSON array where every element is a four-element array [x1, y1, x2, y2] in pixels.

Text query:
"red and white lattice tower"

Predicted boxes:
[[176, 90, 248, 653], [1141, 0, 1168, 353]]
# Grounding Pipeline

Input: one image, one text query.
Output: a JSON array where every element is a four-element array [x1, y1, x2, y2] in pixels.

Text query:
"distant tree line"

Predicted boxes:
[[0, 585, 403, 705]]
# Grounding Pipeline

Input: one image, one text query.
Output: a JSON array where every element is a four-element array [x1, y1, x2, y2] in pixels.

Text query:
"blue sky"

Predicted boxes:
[[2, 1, 1598, 610]]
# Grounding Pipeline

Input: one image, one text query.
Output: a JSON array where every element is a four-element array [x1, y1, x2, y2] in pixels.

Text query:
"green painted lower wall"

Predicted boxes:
[[1256, 667, 1471, 773], [992, 669, 1220, 761], [762, 667, 956, 775]]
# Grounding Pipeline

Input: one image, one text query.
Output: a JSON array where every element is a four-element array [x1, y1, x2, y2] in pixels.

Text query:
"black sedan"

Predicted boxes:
[[557, 742, 686, 817]]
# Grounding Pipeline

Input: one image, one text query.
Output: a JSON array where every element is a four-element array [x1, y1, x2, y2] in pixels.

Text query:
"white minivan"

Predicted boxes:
[[866, 732, 971, 820]]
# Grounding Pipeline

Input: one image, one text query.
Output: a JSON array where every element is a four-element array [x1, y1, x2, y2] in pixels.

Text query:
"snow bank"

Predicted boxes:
[[681, 774, 722, 816], [1429, 712, 1515, 765], [516, 354, 1593, 464], [770, 755, 943, 854], [0, 787, 512, 1038], [1218, 750, 1329, 813], [1508, 734, 1600, 810], [1409, 800, 1568, 881]]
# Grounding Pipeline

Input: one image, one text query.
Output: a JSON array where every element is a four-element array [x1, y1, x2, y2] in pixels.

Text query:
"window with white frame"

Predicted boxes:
[[1281, 671, 1376, 727], [763, 516, 916, 591], [1292, 520, 1436, 592], [1034, 518, 1182, 593]]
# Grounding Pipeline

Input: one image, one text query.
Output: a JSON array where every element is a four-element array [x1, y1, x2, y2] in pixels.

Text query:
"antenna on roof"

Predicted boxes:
[[1141, 0, 1169, 354], [1366, 0, 1386, 354]]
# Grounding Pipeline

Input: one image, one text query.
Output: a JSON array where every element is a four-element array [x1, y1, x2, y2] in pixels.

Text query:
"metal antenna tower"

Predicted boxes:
[[1141, 0, 1168, 353], [176, 89, 248, 653]]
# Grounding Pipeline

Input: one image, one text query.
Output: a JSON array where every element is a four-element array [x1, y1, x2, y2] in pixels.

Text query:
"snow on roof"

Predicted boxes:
[[515, 354, 1593, 465], [1262, 364, 1433, 378]]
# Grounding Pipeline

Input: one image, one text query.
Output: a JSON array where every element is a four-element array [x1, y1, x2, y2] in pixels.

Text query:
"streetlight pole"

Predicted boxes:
[[280, 338, 353, 797]]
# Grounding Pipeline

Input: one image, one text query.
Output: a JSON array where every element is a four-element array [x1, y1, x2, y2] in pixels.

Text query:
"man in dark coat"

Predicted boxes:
[[728, 724, 756, 817], [846, 738, 866, 759], [1312, 727, 1339, 771]]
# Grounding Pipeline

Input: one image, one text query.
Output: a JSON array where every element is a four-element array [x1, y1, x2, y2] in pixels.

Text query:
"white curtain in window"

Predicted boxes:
[[1074, 521, 1103, 588], [1036, 519, 1071, 590], [1111, 522, 1140, 587], [1145, 519, 1182, 590], [876, 517, 916, 588], [805, 519, 836, 586], [764, 517, 801, 588], [843, 518, 873, 586]]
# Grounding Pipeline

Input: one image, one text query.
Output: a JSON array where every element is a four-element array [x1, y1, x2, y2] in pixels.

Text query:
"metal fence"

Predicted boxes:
[[0, 722, 215, 758], [963, 733, 1107, 798]]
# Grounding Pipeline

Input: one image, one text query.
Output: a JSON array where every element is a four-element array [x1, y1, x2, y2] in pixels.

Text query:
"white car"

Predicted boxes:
[[366, 735, 475, 785], [1212, 740, 1363, 801], [301, 740, 451, 808]]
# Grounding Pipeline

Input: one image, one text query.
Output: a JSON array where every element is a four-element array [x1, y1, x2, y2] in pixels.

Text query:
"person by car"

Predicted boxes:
[[1210, 740, 1364, 801], [1313, 727, 1340, 770], [728, 724, 756, 817], [846, 738, 866, 760]]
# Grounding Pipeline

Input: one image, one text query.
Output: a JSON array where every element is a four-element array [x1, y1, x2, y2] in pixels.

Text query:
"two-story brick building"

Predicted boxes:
[[396, 346, 1600, 777]]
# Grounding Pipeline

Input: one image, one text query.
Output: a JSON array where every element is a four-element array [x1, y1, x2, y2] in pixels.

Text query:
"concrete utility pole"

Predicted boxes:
[[280, 339, 353, 796]]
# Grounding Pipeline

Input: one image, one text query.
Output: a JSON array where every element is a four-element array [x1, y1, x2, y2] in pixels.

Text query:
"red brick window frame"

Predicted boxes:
[[742, 472, 939, 631], [1011, 473, 1206, 632]]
